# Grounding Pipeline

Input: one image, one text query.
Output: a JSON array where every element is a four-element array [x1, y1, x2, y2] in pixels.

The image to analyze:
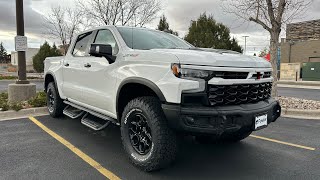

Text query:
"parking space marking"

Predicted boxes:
[[250, 135, 316, 151], [28, 117, 121, 180]]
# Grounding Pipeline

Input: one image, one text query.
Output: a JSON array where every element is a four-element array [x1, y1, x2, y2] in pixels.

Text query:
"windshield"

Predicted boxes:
[[116, 27, 193, 50]]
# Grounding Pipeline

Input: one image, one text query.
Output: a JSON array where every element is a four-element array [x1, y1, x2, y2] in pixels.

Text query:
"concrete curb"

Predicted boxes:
[[281, 108, 320, 120], [0, 79, 44, 82], [278, 81, 320, 86], [277, 84, 320, 89], [0, 107, 48, 121]]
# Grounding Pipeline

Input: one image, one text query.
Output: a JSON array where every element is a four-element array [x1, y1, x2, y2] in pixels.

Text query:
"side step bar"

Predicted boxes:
[[81, 113, 111, 131], [63, 105, 84, 119], [63, 100, 118, 124]]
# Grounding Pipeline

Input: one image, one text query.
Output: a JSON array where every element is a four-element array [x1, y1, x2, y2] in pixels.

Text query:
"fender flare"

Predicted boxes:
[[44, 72, 58, 91], [116, 77, 166, 113]]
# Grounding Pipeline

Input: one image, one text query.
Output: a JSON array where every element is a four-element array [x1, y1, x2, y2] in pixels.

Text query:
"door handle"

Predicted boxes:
[[84, 63, 91, 68], [64, 63, 69, 67]]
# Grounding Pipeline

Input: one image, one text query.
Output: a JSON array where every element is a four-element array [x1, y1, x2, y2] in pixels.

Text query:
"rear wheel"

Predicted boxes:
[[46, 82, 64, 118], [120, 96, 178, 172]]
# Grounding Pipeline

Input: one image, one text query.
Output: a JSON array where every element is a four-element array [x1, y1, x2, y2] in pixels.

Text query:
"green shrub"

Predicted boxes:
[[10, 103, 23, 111], [0, 92, 8, 111], [0, 76, 17, 80], [28, 92, 47, 107]]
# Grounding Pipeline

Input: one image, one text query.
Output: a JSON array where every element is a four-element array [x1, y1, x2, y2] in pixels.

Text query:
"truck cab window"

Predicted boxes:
[[94, 29, 119, 55], [72, 32, 93, 57]]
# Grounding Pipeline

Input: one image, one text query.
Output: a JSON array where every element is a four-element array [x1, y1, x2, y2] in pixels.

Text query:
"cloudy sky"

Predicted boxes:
[[0, 0, 320, 55]]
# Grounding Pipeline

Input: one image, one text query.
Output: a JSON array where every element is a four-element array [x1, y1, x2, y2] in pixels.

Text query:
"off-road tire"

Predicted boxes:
[[46, 82, 64, 118], [120, 96, 178, 172]]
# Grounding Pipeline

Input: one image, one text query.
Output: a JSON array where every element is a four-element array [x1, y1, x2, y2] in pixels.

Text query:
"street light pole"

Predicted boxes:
[[242, 36, 249, 55], [15, 0, 28, 84]]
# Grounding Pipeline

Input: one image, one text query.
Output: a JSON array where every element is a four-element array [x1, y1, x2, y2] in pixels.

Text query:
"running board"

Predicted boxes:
[[63, 100, 118, 124], [63, 105, 84, 119], [81, 113, 111, 131]]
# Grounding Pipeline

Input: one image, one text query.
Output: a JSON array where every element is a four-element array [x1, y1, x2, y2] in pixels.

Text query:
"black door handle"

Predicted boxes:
[[84, 63, 91, 68], [64, 63, 69, 67]]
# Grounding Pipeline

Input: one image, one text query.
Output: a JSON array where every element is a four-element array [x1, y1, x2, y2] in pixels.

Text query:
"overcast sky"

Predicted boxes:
[[0, 0, 319, 55]]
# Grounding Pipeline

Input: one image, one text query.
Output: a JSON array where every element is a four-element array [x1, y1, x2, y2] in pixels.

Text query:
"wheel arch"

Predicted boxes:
[[116, 77, 166, 119], [44, 72, 58, 92]]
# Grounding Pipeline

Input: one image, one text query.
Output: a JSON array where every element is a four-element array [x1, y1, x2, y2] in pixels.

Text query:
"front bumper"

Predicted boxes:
[[162, 98, 281, 135]]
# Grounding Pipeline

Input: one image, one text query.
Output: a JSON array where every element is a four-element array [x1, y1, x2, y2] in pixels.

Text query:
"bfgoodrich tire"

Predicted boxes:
[[120, 96, 178, 172], [46, 82, 64, 118]]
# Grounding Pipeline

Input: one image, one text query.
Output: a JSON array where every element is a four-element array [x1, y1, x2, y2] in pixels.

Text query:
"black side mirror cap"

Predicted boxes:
[[89, 44, 115, 63]]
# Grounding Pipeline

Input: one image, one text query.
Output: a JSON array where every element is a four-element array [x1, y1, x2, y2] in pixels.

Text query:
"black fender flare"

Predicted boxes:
[[44, 72, 58, 92], [116, 77, 166, 114]]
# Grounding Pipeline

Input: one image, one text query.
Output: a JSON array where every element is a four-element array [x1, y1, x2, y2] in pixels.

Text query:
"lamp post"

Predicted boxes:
[[243, 36, 249, 55]]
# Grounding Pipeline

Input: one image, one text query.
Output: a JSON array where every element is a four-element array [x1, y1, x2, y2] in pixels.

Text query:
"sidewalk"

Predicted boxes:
[[277, 80, 320, 89]]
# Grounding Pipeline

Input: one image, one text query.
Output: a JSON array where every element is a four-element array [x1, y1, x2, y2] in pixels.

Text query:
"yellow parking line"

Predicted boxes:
[[29, 116, 121, 180], [250, 135, 316, 151]]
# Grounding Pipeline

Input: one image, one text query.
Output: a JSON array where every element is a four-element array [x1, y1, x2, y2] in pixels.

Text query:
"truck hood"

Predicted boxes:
[[150, 48, 271, 68]]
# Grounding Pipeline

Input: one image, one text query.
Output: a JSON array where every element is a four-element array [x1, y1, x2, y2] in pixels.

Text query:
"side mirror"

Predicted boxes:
[[89, 44, 114, 63]]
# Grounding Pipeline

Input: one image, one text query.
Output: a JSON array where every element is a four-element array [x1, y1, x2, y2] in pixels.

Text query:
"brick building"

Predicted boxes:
[[281, 19, 320, 63]]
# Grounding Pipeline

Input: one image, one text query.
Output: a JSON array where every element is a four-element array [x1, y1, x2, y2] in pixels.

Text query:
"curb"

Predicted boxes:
[[281, 108, 320, 120], [0, 79, 44, 82], [278, 81, 320, 86], [277, 84, 320, 90], [0, 107, 48, 121]]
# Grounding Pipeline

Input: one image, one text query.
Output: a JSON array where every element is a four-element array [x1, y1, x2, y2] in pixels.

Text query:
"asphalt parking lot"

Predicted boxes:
[[0, 115, 319, 179]]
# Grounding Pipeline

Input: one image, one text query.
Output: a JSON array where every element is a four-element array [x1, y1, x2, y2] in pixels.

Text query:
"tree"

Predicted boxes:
[[0, 42, 7, 62], [157, 15, 178, 36], [44, 6, 85, 55], [184, 13, 243, 53], [223, 0, 312, 96], [33, 42, 62, 72], [77, 0, 161, 27]]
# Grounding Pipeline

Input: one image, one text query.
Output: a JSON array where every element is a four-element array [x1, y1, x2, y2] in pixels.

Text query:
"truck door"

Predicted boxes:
[[62, 31, 93, 102], [80, 29, 119, 116]]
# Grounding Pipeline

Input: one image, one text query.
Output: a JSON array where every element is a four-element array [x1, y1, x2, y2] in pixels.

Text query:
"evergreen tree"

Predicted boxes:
[[0, 42, 7, 61], [157, 15, 178, 36], [184, 13, 243, 53], [33, 42, 62, 72]]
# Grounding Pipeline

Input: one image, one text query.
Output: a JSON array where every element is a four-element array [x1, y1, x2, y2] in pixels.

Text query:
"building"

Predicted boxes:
[[281, 19, 320, 63], [11, 48, 39, 71]]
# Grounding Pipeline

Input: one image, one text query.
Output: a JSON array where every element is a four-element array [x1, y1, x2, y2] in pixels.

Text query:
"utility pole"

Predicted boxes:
[[15, 0, 28, 84], [8, 0, 36, 103], [242, 36, 249, 55]]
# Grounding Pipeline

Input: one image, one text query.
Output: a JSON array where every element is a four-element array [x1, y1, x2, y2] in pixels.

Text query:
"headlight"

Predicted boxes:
[[171, 63, 213, 80]]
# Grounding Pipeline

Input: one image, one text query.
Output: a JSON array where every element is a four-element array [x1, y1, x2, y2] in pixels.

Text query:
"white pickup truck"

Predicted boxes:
[[44, 26, 281, 171]]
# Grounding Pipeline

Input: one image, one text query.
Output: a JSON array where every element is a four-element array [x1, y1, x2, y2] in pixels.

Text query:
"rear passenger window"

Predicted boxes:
[[72, 32, 93, 56]]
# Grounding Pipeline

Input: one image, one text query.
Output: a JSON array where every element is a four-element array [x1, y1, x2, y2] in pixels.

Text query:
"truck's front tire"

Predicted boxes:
[[46, 82, 64, 118], [120, 96, 178, 172]]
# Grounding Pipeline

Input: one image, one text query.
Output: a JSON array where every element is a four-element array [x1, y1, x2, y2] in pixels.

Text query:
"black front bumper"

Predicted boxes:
[[162, 98, 281, 135]]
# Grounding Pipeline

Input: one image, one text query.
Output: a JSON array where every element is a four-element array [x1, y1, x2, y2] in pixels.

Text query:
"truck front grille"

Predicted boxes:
[[208, 82, 272, 106]]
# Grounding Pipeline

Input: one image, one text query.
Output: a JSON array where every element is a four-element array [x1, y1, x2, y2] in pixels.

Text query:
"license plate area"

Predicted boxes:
[[254, 114, 268, 130]]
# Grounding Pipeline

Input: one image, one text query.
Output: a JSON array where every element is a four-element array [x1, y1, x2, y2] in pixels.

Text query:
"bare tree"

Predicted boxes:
[[222, 0, 312, 96], [44, 6, 87, 55], [76, 0, 162, 27]]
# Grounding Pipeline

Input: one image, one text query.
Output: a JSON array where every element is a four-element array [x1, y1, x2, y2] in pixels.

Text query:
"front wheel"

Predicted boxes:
[[120, 96, 178, 172], [46, 82, 64, 118]]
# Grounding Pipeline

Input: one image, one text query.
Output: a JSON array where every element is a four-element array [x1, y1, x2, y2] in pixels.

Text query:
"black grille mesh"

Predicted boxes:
[[208, 82, 272, 106]]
